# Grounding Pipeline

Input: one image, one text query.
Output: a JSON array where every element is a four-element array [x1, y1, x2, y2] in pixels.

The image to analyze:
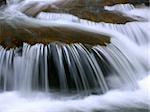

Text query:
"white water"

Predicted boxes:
[[105, 4, 150, 21], [0, 74, 149, 112], [0, 75, 149, 112], [0, 1, 150, 112]]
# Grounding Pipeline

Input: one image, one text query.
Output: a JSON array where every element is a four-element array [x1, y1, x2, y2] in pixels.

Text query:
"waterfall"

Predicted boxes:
[[0, 41, 140, 94], [0, 22, 147, 94], [0, 0, 150, 112]]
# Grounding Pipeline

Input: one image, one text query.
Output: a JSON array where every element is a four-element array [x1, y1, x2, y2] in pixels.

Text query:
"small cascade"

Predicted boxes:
[[37, 12, 80, 22], [105, 4, 150, 21], [105, 4, 135, 13], [0, 33, 147, 94], [36, 12, 150, 45], [0, 1, 150, 112], [0, 2, 149, 95], [97, 22, 150, 45]]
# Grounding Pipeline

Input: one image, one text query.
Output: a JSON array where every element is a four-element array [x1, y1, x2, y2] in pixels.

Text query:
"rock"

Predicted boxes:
[[99, 0, 129, 6], [0, 22, 110, 48], [128, 0, 149, 6], [2, 0, 148, 48], [81, 0, 149, 6], [34, 0, 136, 23], [13, 0, 135, 23], [0, 0, 6, 6], [67, 8, 135, 23]]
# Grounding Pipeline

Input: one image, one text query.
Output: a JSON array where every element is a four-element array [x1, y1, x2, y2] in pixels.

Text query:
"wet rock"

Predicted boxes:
[[13, 0, 135, 23], [1, 0, 148, 48], [68, 8, 135, 23], [85, 0, 149, 6], [128, 0, 149, 6], [0, 0, 6, 6], [0, 22, 110, 48], [98, 0, 129, 6], [28, 1, 135, 23]]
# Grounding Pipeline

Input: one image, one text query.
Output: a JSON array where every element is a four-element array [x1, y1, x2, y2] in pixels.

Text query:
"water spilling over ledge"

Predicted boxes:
[[0, 0, 150, 112], [0, 38, 145, 94]]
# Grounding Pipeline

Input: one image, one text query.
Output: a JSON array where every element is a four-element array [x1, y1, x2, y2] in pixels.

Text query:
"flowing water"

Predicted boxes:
[[0, 0, 150, 112]]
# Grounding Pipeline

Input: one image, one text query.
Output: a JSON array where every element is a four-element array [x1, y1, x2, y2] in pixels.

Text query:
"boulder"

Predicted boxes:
[[0, 22, 110, 48]]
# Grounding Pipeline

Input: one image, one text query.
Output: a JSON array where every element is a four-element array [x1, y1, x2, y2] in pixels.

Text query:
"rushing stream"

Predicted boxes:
[[0, 0, 150, 112]]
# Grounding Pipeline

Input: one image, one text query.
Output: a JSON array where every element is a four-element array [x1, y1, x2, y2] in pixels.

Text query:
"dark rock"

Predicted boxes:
[[0, 0, 6, 6], [129, 0, 149, 6]]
